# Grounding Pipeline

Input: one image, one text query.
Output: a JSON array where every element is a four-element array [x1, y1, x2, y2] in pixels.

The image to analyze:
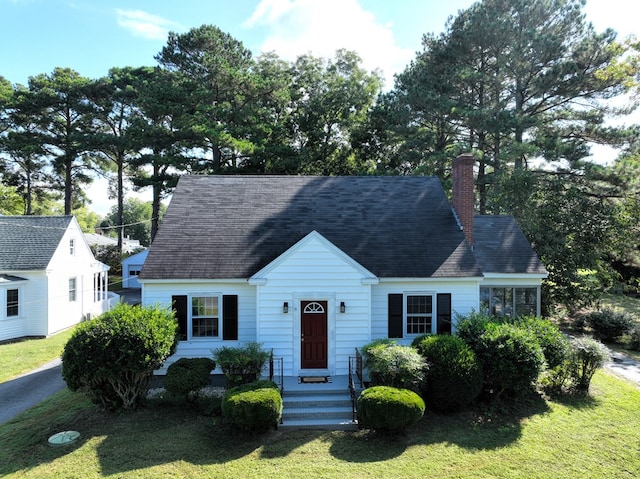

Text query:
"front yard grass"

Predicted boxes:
[[0, 328, 76, 382], [1, 371, 638, 478]]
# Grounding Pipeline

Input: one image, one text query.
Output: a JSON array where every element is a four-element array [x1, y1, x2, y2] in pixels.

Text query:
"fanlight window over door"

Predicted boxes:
[[303, 302, 325, 313]]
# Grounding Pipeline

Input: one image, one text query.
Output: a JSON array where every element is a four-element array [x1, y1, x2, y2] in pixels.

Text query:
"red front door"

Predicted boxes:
[[301, 301, 328, 369]]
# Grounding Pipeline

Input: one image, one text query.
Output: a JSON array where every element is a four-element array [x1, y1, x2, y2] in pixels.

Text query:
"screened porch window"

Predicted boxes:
[[480, 287, 539, 317]]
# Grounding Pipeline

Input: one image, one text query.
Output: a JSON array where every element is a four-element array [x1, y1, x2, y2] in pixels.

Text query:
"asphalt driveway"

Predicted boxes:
[[0, 358, 66, 425]]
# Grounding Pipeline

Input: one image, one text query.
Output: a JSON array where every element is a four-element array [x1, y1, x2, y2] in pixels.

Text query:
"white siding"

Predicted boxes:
[[371, 279, 480, 344], [255, 233, 372, 376], [45, 219, 110, 335], [122, 249, 149, 288], [142, 281, 256, 373]]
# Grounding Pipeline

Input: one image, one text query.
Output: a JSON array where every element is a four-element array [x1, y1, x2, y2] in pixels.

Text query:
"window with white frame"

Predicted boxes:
[[191, 295, 219, 337], [69, 238, 76, 256], [406, 294, 433, 335], [69, 277, 77, 302], [6, 289, 19, 317], [480, 286, 539, 317]]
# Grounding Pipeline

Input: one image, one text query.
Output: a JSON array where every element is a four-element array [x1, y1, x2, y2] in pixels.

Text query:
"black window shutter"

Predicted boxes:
[[437, 293, 452, 335], [388, 294, 403, 338], [172, 295, 188, 341], [222, 295, 238, 340]]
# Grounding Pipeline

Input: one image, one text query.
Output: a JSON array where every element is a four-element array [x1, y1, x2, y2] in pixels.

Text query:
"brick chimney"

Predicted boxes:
[[452, 153, 475, 246]]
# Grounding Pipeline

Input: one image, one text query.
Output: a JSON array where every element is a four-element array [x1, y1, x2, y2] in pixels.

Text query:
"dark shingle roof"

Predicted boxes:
[[473, 215, 547, 275], [142, 176, 483, 280], [0, 216, 73, 270]]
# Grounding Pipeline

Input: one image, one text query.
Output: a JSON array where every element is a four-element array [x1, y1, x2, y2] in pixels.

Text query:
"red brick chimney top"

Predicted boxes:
[[452, 153, 475, 246]]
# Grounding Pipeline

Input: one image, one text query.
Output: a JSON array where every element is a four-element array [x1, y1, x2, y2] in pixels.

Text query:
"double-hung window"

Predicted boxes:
[[172, 294, 238, 341], [69, 277, 77, 302], [406, 294, 433, 335], [388, 292, 449, 338], [191, 296, 219, 337], [6, 289, 19, 317]]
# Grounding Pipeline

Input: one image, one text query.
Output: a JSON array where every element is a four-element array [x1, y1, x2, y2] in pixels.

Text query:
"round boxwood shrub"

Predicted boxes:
[[357, 386, 425, 433], [415, 335, 483, 412], [586, 307, 634, 343], [221, 380, 282, 433], [164, 357, 216, 402], [62, 303, 178, 411], [516, 316, 572, 370], [475, 323, 545, 398]]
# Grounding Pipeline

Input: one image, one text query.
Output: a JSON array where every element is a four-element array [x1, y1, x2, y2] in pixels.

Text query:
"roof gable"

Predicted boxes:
[[142, 176, 483, 280], [0, 216, 74, 271], [250, 230, 377, 282]]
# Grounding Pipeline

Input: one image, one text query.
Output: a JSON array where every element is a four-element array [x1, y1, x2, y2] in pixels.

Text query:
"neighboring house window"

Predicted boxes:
[[69, 277, 77, 302], [69, 238, 75, 256], [6, 289, 19, 317], [389, 292, 451, 338], [480, 287, 539, 317], [172, 294, 238, 341]]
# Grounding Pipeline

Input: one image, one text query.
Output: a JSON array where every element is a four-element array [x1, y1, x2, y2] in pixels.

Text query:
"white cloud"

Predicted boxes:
[[115, 9, 184, 41], [245, 0, 412, 89]]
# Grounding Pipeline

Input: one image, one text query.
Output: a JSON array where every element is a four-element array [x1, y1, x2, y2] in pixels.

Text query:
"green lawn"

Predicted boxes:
[[600, 292, 640, 318], [0, 371, 638, 478], [0, 328, 76, 382]]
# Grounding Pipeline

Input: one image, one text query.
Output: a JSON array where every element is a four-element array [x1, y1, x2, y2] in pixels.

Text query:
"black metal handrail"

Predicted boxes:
[[355, 348, 363, 388], [348, 354, 357, 421], [268, 349, 284, 395]]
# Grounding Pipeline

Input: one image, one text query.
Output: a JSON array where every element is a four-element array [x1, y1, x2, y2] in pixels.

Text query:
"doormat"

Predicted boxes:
[[299, 376, 331, 384]]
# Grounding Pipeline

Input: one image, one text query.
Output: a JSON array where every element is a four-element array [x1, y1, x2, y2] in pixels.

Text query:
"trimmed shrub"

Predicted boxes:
[[164, 357, 216, 402], [357, 386, 425, 433], [62, 303, 178, 411], [213, 342, 270, 388], [415, 335, 483, 411], [474, 323, 545, 398], [221, 380, 282, 433], [586, 307, 633, 343], [569, 337, 610, 392], [361, 340, 426, 391], [516, 316, 572, 369], [455, 311, 499, 352]]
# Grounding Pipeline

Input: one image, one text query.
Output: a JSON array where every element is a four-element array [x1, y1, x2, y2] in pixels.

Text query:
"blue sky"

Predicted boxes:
[[1, 0, 637, 215], [2, 0, 636, 90]]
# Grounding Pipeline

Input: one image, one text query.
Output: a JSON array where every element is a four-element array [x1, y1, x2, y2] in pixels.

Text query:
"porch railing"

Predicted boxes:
[[348, 348, 364, 422], [269, 349, 284, 395]]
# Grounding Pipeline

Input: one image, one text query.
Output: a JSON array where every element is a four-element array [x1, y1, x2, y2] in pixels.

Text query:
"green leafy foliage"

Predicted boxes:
[[474, 323, 545, 398], [221, 381, 282, 433], [569, 337, 611, 392], [361, 340, 426, 392], [357, 386, 425, 433], [515, 316, 572, 369], [414, 335, 483, 412], [629, 326, 640, 351], [586, 307, 634, 343], [61, 303, 178, 411], [163, 357, 216, 402], [213, 342, 270, 388]]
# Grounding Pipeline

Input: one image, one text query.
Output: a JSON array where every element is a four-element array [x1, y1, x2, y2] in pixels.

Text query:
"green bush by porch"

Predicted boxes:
[[221, 380, 282, 433], [357, 386, 425, 433]]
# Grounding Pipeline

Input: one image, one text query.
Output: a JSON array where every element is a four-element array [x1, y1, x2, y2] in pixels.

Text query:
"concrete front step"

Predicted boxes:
[[280, 385, 360, 431], [279, 417, 358, 431]]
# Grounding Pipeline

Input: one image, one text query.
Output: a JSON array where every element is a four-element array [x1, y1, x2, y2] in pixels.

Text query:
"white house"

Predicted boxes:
[[139, 155, 548, 378], [0, 215, 111, 342]]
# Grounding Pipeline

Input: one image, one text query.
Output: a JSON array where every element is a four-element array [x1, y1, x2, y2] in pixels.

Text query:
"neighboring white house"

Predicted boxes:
[[121, 249, 149, 288], [0, 215, 112, 342], [139, 155, 548, 377]]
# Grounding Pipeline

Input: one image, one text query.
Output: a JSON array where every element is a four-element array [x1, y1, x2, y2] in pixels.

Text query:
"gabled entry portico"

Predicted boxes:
[[250, 231, 378, 377]]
